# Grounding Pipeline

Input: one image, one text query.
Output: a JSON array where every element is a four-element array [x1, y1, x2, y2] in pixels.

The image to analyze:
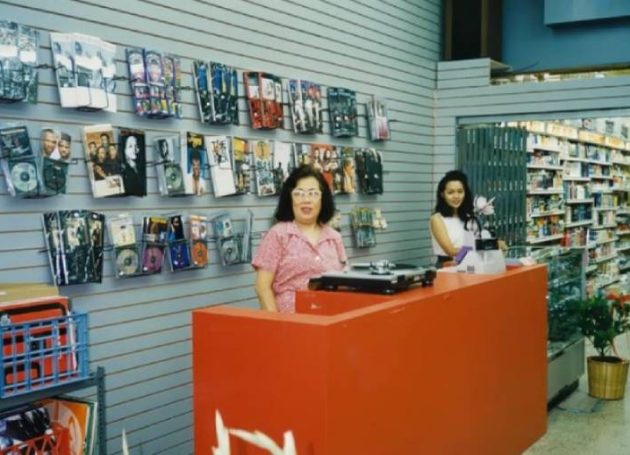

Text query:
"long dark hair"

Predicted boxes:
[[434, 170, 474, 222], [274, 164, 335, 224]]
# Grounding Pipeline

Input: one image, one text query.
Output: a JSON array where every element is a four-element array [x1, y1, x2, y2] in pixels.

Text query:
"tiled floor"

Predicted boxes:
[[524, 336, 630, 455]]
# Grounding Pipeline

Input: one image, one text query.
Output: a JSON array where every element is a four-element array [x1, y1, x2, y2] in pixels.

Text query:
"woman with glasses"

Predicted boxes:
[[252, 164, 347, 313]]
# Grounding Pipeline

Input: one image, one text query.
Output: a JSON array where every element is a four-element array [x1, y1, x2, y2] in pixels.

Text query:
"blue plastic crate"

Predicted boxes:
[[0, 312, 89, 398]]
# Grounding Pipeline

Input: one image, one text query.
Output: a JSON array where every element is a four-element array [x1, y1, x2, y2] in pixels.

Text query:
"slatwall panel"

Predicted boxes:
[[0, 1, 440, 453], [434, 57, 630, 184]]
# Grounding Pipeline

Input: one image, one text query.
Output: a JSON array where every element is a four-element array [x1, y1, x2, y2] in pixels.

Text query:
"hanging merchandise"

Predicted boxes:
[[42, 210, 105, 286], [231, 137, 252, 194], [366, 96, 390, 141], [327, 87, 359, 137], [339, 146, 357, 194], [272, 141, 295, 189], [350, 207, 377, 248], [184, 132, 209, 196], [243, 71, 283, 129], [287, 79, 323, 134], [0, 125, 39, 197], [212, 211, 253, 266], [39, 128, 72, 196], [189, 215, 209, 268], [204, 135, 237, 198], [354, 148, 383, 195], [308, 143, 339, 193], [251, 139, 276, 196], [292, 143, 311, 167], [167, 215, 192, 271], [127, 48, 182, 119], [155, 135, 186, 197], [140, 216, 168, 275], [109, 213, 142, 278], [193, 61, 239, 125], [49, 33, 117, 111], [118, 128, 147, 197], [0, 20, 39, 103], [82, 124, 124, 198]]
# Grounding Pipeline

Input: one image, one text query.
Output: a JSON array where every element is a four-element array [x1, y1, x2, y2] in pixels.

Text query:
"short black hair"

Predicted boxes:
[[274, 164, 335, 224], [434, 169, 474, 222]]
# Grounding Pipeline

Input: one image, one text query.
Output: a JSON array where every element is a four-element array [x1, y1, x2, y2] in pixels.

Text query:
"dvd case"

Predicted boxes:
[[288, 79, 323, 134], [185, 132, 208, 196], [251, 139, 276, 196], [366, 96, 390, 141], [327, 87, 359, 137], [83, 124, 125, 198]]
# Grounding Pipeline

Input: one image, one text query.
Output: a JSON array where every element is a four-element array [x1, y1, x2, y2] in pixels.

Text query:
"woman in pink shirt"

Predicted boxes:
[[252, 165, 347, 313]]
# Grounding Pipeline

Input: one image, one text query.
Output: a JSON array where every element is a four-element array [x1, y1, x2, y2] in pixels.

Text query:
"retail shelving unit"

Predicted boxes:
[[0, 366, 107, 455]]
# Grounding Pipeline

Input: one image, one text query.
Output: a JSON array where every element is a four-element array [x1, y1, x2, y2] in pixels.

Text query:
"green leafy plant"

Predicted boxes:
[[576, 295, 630, 359]]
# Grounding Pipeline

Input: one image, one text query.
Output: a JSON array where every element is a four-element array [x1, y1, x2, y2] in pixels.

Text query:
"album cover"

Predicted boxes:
[[155, 135, 186, 196], [40, 128, 72, 161], [167, 215, 190, 270], [193, 60, 211, 123], [50, 32, 77, 107], [0, 125, 32, 158], [272, 141, 295, 189], [288, 79, 323, 134], [162, 54, 182, 119], [141, 216, 168, 274], [115, 245, 141, 277], [340, 146, 357, 194], [366, 96, 390, 141], [100, 39, 117, 112], [205, 135, 237, 197], [127, 47, 151, 116], [87, 211, 105, 283], [83, 124, 125, 198], [0, 21, 22, 102], [145, 49, 168, 117], [212, 213, 240, 266], [355, 148, 383, 194], [42, 211, 68, 286], [4, 155, 39, 197], [309, 143, 337, 191], [60, 210, 92, 284], [210, 62, 239, 125], [39, 396, 97, 455], [190, 214, 209, 267], [40, 157, 69, 195], [231, 137, 251, 194], [17, 23, 40, 104], [0, 405, 56, 451], [251, 139, 276, 196], [154, 135, 180, 163], [243, 72, 283, 129], [327, 87, 359, 137], [119, 128, 146, 197], [108, 213, 136, 247], [167, 215, 186, 242], [292, 143, 311, 167], [73, 33, 106, 109], [185, 132, 208, 196]]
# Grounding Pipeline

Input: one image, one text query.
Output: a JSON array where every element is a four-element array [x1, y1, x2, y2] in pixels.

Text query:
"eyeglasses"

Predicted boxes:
[[291, 189, 322, 200]]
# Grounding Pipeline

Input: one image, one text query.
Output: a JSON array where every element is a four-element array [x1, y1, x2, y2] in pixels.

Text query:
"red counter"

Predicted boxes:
[[193, 265, 548, 454]]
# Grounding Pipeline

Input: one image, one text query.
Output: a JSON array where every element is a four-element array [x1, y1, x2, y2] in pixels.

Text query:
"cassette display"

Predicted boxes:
[[351, 207, 377, 248], [251, 139, 276, 196], [327, 87, 359, 137], [366, 96, 390, 141], [231, 137, 252, 194], [243, 72, 283, 129], [167, 215, 191, 271], [194, 61, 239, 125], [190, 215, 209, 267], [82, 124, 125, 198], [108, 213, 141, 277], [272, 141, 295, 189], [141, 216, 168, 274], [205, 135, 237, 197], [0, 21, 40, 104], [212, 211, 253, 266], [185, 132, 209, 196], [50, 33, 117, 111], [355, 148, 384, 194], [42, 210, 105, 286], [119, 128, 147, 197], [288, 79, 323, 134]]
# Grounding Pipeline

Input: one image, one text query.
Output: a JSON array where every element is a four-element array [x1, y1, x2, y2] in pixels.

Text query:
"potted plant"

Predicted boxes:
[[575, 294, 630, 399]]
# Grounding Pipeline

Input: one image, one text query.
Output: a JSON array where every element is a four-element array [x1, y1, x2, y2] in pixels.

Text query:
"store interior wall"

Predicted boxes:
[[0, 0, 441, 452], [501, 0, 630, 72]]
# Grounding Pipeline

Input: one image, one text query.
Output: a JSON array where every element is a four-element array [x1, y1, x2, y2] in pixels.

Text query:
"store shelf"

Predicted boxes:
[[561, 156, 589, 163], [591, 253, 618, 264], [527, 234, 564, 244], [594, 277, 620, 291], [527, 164, 564, 171], [527, 188, 564, 195], [566, 198, 593, 204], [593, 206, 617, 211], [617, 230, 630, 236], [611, 187, 630, 192], [620, 264, 630, 273], [586, 264, 598, 274], [591, 223, 617, 230], [529, 210, 565, 218], [596, 237, 617, 245], [527, 145, 562, 153], [563, 176, 590, 181], [589, 175, 614, 180], [565, 220, 591, 228], [616, 244, 630, 253], [588, 160, 612, 166]]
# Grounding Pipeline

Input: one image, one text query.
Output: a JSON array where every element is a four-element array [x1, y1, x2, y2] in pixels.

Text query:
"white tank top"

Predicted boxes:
[[431, 214, 465, 256]]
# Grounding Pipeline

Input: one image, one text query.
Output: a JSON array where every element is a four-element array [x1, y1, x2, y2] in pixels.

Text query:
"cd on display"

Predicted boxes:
[[192, 241, 208, 267], [43, 162, 67, 193], [142, 246, 164, 273], [11, 161, 38, 193], [164, 163, 183, 191], [116, 248, 140, 276]]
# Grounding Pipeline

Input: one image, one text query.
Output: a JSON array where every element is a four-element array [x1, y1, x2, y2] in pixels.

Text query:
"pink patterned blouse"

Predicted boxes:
[[252, 221, 347, 313]]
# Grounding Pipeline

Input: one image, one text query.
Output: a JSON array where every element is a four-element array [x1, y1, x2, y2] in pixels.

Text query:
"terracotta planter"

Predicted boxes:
[[587, 356, 629, 400]]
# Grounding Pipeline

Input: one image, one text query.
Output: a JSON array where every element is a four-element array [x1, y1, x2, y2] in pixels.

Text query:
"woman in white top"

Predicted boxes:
[[430, 170, 474, 268]]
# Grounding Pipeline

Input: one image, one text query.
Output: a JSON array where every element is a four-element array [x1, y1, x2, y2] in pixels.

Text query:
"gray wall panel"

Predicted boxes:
[[1, 1, 439, 453]]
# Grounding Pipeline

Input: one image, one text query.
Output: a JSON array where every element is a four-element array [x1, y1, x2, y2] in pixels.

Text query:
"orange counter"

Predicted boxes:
[[193, 265, 548, 454]]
